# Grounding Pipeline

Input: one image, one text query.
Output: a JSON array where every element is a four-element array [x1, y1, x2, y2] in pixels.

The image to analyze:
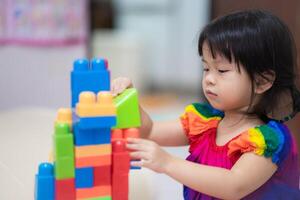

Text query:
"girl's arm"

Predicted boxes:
[[139, 105, 188, 146], [128, 138, 277, 200]]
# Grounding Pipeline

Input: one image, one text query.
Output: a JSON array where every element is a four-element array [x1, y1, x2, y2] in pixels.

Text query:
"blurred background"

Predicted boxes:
[[0, 0, 299, 199]]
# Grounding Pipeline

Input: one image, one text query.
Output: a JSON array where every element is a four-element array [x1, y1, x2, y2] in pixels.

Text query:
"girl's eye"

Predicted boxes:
[[203, 68, 209, 72], [218, 70, 229, 73]]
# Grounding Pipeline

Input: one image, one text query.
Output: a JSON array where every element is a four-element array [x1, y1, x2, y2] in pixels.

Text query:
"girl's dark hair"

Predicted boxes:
[[198, 9, 300, 122]]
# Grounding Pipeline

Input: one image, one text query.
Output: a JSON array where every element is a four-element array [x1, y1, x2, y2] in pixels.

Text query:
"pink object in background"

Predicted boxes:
[[0, 0, 88, 46]]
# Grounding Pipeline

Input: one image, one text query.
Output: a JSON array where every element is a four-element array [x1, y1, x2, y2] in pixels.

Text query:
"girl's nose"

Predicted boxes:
[[204, 72, 216, 85]]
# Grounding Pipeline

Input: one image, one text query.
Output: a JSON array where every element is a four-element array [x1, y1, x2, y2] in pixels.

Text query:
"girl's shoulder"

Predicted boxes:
[[228, 120, 295, 167], [180, 102, 224, 137]]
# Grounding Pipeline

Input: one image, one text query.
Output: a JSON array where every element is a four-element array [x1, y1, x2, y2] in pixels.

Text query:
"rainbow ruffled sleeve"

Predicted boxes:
[[180, 103, 223, 140], [228, 121, 292, 167]]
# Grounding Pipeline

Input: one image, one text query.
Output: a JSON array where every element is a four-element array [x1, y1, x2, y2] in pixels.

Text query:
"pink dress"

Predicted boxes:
[[180, 103, 300, 200]]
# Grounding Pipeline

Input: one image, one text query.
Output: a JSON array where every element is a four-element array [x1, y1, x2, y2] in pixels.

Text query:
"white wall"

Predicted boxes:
[[113, 0, 210, 92], [0, 45, 86, 110]]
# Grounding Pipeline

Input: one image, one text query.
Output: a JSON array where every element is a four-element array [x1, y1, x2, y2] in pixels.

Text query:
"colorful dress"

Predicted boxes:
[[180, 103, 300, 200]]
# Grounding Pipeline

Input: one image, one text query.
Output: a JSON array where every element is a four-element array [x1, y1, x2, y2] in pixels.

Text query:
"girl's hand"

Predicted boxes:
[[126, 138, 173, 173], [111, 77, 133, 96]]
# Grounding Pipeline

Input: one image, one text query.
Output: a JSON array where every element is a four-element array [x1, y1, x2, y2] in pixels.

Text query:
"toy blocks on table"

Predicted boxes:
[[71, 58, 110, 107], [55, 178, 76, 200], [35, 163, 55, 200], [113, 88, 141, 129], [36, 57, 142, 200], [75, 167, 94, 188], [76, 92, 116, 117]]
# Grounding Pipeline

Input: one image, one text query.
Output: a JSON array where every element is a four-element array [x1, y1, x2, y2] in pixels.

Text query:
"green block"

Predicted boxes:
[[113, 88, 141, 129], [85, 196, 112, 200], [53, 123, 74, 159], [54, 156, 75, 179]]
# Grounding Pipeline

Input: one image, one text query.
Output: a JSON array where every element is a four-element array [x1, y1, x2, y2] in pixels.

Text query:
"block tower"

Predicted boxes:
[[35, 58, 141, 200]]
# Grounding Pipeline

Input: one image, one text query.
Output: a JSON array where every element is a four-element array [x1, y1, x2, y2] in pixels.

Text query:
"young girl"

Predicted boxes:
[[112, 10, 300, 199]]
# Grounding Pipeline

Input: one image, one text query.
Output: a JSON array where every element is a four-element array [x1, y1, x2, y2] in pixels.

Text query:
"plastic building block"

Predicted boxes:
[[123, 128, 140, 139], [53, 123, 74, 158], [73, 124, 111, 146], [71, 58, 110, 107], [75, 144, 111, 158], [55, 157, 75, 179], [112, 140, 130, 174], [55, 108, 72, 129], [112, 174, 128, 200], [75, 154, 112, 168], [76, 91, 116, 117], [53, 123, 75, 179], [113, 88, 141, 129], [83, 197, 112, 200], [35, 163, 55, 200], [76, 116, 116, 130], [94, 165, 111, 186], [76, 185, 111, 199], [75, 167, 94, 188], [55, 178, 76, 200]]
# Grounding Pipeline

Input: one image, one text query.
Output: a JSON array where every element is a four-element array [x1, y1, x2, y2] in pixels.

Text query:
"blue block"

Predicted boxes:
[[35, 163, 55, 200], [77, 116, 116, 130], [75, 167, 94, 188], [130, 160, 141, 170], [73, 123, 111, 146], [71, 58, 110, 107]]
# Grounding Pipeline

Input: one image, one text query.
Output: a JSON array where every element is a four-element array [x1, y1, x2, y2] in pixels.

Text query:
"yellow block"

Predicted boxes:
[[75, 144, 112, 157], [76, 91, 116, 117]]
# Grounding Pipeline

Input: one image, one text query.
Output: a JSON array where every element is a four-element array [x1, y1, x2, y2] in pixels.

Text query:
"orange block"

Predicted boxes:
[[76, 185, 111, 199], [75, 154, 111, 168], [75, 144, 111, 157], [76, 92, 116, 117], [55, 108, 72, 129]]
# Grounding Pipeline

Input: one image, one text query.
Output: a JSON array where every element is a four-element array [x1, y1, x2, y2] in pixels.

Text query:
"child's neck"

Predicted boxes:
[[219, 110, 264, 135]]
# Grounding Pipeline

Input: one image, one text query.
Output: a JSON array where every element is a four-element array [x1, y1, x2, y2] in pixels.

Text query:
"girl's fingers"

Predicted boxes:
[[129, 151, 148, 160], [127, 137, 152, 145], [126, 143, 145, 151]]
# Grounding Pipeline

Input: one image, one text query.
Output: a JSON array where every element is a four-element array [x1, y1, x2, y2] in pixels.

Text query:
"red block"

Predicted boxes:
[[112, 140, 130, 174], [112, 174, 128, 200], [94, 165, 112, 186], [55, 178, 76, 200]]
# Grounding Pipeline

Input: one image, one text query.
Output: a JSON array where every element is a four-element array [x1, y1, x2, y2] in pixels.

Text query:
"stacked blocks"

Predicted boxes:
[[35, 58, 141, 200], [74, 91, 115, 199]]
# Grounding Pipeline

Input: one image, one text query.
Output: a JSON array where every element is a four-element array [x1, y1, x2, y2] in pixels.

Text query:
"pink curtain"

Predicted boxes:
[[0, 0, 88, 46]]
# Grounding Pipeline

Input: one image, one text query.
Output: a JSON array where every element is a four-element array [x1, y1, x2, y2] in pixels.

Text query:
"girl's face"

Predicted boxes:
[[201, 42, 253, 112]]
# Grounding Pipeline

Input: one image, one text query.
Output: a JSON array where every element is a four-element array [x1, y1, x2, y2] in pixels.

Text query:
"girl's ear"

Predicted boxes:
[[254, 70, 276, 94]]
